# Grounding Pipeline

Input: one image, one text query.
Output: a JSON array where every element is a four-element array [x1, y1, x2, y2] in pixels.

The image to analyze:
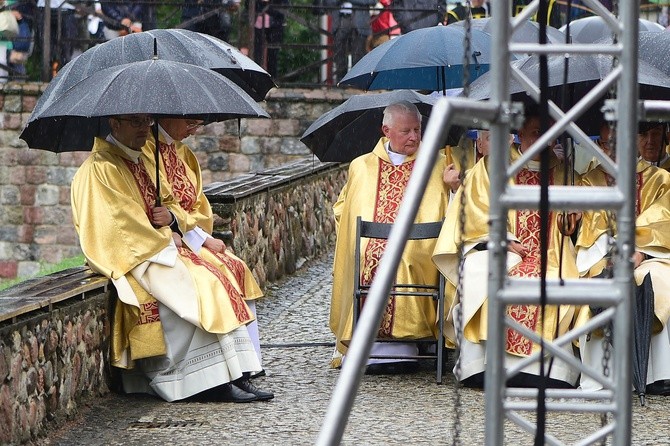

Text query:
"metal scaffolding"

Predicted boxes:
[[316, 0, 656, 444]]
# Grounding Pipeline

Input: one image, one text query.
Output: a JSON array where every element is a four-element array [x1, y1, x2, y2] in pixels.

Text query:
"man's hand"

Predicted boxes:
[[443, 163, 461, 193], [172, 232, 182, 248], [633, 251, 646, 269], [203, 237, 226, 253], [508, 240, 528, 258], [151, 206, 173, 227]]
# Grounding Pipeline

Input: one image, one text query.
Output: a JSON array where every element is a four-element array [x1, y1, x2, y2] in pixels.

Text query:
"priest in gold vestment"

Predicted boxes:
[[638, 122, 670, 171], [329, 101, 450, 372], [140, 118, 267, 375], [71, 114, 271, 402], [576, 123, 670, 394], [432, 113, 581, 387]]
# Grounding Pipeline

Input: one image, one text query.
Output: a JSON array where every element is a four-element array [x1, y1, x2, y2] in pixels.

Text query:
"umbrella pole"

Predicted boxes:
[[153, 120, 161, 207]]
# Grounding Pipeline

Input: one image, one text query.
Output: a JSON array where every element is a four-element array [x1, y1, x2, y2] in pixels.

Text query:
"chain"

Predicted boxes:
[[452, 3, 473, 445], [599, 1, 618, 439], [461, 0, 473, 98]]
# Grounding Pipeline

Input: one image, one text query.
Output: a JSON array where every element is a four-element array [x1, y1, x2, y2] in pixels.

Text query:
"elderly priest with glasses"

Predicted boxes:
[[70, 114, 273, 403]]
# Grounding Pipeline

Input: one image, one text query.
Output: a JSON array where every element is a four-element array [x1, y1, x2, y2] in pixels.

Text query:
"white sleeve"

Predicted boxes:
[[183, 226, 211, 254], [576, 233, 610, 276]]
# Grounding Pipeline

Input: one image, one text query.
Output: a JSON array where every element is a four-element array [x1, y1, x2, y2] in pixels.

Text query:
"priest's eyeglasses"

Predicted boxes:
[[115, 116, 155, 128]]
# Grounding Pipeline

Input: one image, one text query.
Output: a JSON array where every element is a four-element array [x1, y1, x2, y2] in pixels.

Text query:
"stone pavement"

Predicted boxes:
[[37, 253, 670, 445]]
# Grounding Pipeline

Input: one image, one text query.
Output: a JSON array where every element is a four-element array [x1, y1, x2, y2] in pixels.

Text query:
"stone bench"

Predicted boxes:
[[0, 157, 348, 444]]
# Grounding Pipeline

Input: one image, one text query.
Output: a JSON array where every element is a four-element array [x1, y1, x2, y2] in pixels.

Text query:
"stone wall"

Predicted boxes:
[[206, 159, 347, 289], [0, 82, 356, 279], [0, 297, 110, 444]]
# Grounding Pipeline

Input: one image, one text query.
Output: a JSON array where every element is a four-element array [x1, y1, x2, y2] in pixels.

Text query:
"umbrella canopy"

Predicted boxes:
[[338, 25, 495, 91], [467, 53, 670, 134], [633, 273, 654, 406], [559, 16, 664, 43], [300, 90, 464, 162], [448, 18, 565, 44], [20, 58, 270, 152], [33, 29, 275, 123]]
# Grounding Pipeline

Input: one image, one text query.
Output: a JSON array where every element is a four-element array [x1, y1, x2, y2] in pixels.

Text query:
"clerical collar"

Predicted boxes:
[[158, 125, 175, 145], [516, 145, 541, 172], [638, 153, 669, 167], [384, 141, 407, 166], [106, 134, 141, 163]]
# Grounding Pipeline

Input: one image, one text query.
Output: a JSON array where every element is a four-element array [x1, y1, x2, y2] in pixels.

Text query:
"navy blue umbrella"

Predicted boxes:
[[338, 25, 495, 92]]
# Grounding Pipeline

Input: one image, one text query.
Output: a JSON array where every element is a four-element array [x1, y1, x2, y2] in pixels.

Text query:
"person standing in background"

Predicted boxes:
[[324, 0, 376, 83], [182, 0, 240, 43], [249, 0, 287, 78]]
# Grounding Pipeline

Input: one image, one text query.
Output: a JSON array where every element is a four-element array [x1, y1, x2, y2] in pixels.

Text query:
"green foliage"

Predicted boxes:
[[277, 0, 323, 84]]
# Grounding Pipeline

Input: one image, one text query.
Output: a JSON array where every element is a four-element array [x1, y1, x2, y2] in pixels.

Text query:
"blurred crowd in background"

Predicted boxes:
[[0, 0, 664, 84]]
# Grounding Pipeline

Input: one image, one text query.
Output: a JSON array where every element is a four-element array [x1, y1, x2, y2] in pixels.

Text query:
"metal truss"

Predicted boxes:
[[316, 0, 660, 444]]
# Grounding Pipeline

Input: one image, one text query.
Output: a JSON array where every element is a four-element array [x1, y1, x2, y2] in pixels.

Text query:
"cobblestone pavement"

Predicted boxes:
[[38, 253, 670, 445]]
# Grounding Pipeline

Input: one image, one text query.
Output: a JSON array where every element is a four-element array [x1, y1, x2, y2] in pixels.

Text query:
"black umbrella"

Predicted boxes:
[[633, 273, 654, 406], [447, 17, 565, 44], [300, 90, 464, 162], [34, 29, 275, 123], [467, 54, 670, 135], [338, 25, 495, 92], [20, 58, 270, 152], [559, 16, 663, 43]]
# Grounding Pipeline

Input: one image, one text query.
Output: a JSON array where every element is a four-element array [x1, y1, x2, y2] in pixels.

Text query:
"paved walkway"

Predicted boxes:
[[38, 253, 670, 445]]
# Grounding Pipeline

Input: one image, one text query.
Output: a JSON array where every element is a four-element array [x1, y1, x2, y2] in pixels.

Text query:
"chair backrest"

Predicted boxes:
[[357, 217, 443, 241], [353, 216, 444, 296]]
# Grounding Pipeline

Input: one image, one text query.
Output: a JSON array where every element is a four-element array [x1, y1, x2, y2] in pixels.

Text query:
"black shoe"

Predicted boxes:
[[646, 380, 670, 396], [250, 369, 266, 379], [233, 379, 274, 401], [217, 383, 259, 403], [365, 361, 419, 375]]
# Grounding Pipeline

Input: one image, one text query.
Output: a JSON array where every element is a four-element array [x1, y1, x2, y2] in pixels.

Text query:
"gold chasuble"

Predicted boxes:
[[142, 136, 263, 301], [329, 138, 450, 366], [71, 138, 253, 369], [576, 161, 670, 333], [433, 145, 579, 357]]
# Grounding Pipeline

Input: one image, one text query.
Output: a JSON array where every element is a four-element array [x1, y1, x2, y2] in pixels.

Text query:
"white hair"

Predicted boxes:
[[382, 101, 421, 127]]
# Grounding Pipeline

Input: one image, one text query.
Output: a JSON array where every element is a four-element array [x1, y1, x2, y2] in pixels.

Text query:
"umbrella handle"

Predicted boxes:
[[153, 120, 161, 207], [557, 212, 578, 237]]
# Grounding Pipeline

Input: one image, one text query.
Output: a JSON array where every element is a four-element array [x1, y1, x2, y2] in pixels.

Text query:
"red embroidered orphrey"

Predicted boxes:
[[360, 158, 415, 337], [159, 142, 197, 212], [505, 168, 554, 356]]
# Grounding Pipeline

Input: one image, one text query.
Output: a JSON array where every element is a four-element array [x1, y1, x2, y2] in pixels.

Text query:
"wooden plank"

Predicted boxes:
[[0, 267, 109, 324]]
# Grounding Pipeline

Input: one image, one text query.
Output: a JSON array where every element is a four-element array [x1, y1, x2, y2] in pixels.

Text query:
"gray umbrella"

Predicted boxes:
[[467, 53, 670, 135], [448, 17, 565, 44], [300, 90, 464, 162], [559, 16, 663, 43], [20, 58, 270, 152], [34, 29, 275, 123]]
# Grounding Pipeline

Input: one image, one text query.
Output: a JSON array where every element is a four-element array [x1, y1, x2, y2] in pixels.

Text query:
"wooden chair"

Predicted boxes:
[[353, 216, 446, 383]]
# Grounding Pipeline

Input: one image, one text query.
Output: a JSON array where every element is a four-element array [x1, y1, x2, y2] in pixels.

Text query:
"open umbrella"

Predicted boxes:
[[338, 25, 495, 92], [633, 273, 654, 406], [559, 16, 664, 43], [448, 17, 565, 44], [300, 90, 464, 162], [20, 58, 270, 152], [467, 54, 670, 135], [33, 29, 275, 123]]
